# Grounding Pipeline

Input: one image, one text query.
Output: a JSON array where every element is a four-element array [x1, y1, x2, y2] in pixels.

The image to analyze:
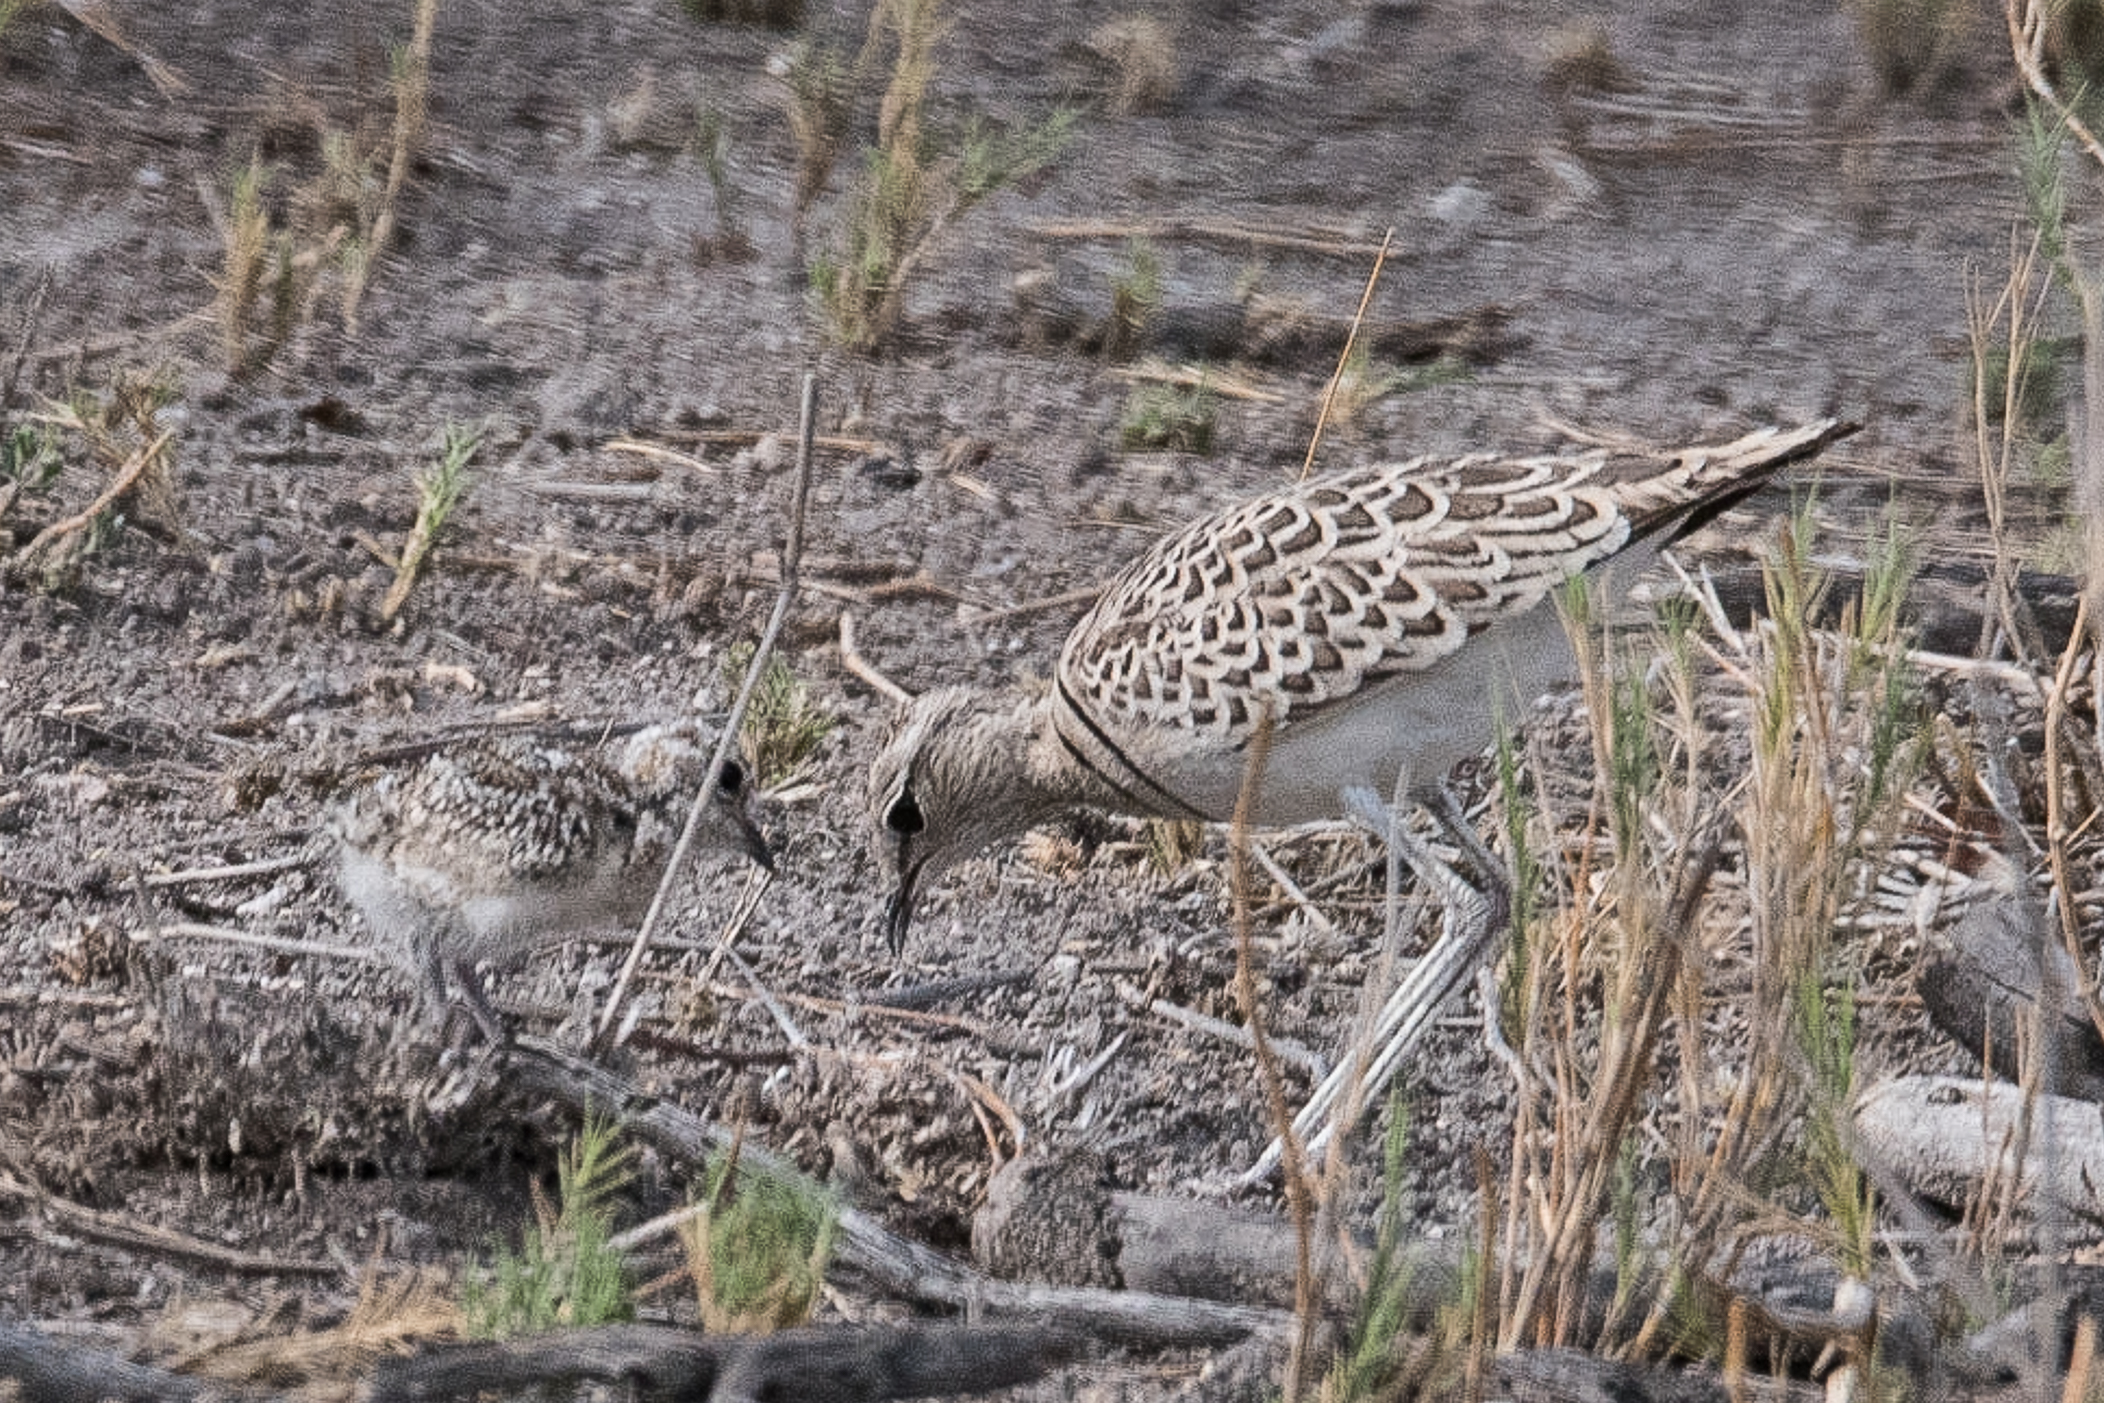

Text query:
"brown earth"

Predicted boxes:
[[0, 0, 2079, 1394]]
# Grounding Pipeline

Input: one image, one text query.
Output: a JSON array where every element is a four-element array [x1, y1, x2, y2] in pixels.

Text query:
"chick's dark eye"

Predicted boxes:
[[715, 760, 747, 797], [885, 790, 925, 836]]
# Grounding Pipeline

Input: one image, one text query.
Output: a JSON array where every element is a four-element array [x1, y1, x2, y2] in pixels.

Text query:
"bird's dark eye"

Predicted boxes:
[[885, 788, 925, 836], [716, 760, 747, 797]]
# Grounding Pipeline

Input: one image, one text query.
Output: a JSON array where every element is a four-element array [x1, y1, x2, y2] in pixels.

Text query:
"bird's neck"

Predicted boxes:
[[935, 691, 1126, 846]]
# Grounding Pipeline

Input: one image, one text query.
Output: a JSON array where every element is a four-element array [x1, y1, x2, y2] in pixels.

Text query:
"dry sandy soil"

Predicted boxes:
[[0, 0, 2081, 1394]]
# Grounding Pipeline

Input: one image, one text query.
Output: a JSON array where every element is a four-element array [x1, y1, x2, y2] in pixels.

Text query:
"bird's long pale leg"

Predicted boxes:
[[410, 931, 509, 1048], [1244, 781, 1512, 1181], [448, 960, 512, 1048]]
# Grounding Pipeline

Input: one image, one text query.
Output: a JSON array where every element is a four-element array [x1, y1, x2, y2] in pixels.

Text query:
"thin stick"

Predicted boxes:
[[2007, 0, 2104, 170], [962, 584, 1104, 626], [693, 865, 776, 989], [721, 943, 806, 1048], [592, 374, 819, 1050], [139, 921, 389, 965], [142, 854, 310, 888], [1249, 841, 1341, 941], [839, 611, 913, 705], [1111, 361, 1284, 403], [1044, 1030, 1128, 1105], [602, 438, 719, 475], [1140, 993, 1327, 1076], [1301, 227, 1393, 481], [0, 1166, 334, 1277]]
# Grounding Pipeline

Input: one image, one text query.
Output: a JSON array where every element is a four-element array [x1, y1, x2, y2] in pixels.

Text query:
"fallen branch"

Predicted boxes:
[[367, 1320, 1089, 1403], [501, 1036, 1290, 1350], [0, 1320, 227, 1403]]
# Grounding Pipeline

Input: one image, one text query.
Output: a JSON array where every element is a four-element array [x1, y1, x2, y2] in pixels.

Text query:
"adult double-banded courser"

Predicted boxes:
[[868, 419, 1858, 950]]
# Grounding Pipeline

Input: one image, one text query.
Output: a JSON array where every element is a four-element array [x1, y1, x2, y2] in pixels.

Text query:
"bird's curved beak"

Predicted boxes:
[[884, 859, 921, 956]]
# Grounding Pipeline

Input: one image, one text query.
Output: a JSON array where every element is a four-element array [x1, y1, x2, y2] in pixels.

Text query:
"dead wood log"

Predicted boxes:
[[1491, 1346, 1820, 1402], [364, 1320, 1087, 1403], [1854, 1074, 2104, 1219], [0, 1319, 241, 1403], [1005, 269, 1513, 367], [1916, 895, 2104, 1102], [970, 1146, 1459, 1319], [500, 1037, 1291, 1350]]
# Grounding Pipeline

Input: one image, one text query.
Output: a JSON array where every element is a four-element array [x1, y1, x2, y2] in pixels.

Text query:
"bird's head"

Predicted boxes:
[[866, 686, 1044, 955], [618, 721, 774, 873]]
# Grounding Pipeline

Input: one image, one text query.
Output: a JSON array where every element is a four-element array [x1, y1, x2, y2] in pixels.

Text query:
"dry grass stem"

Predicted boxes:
[[1226, 704, 1321, 1398], [1112, 360, 1285, 403], [51, 0, 188, 94], [2006, 0, 2104, 169], [1301, 227, 1393, 480], [342, 0, 438, 331], [1031, 217, 1392, 258], [1965, 234, 2054, 661], [380, 423, 477, 623], [145, 921, 388, 966]]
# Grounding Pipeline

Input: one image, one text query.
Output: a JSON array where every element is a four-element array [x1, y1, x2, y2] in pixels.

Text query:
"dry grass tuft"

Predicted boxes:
[[679, 1144, 837, 1334], [1541, 19, 1630, 96], [379, 422, 478, 623], [1847, 0, 1976, 97], [1087, 15, 1181, 115], [805, 0, 1075, 350], [180, 1267, 461, 1391]]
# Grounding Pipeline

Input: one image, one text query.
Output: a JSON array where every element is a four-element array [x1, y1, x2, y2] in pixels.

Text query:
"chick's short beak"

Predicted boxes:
[[736, 812, 775, 873]]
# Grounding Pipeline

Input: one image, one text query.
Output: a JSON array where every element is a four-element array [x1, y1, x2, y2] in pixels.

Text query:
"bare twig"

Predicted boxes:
[[10, 427, 173, 571], [2006, 0, 2104, 169], [141, 921, 389, 966], [720, 942, 806, 1048], [962, 584, 1104, 626], [52, 0, 190, 94], [1031, 217, 1393, 258], [592, 374, 819, 1050], [1227, 705, 1320, 1398], [600, 437, 721, 475], [1249, 841, 1341, 942], [1135, 989, 1327, 1077], [142, 853, 311, 888], [839, 611, 914, 705], [1110, 360, 1285, 404], [0, 1165, 336, 1277], [693, 865, 776, 990]]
